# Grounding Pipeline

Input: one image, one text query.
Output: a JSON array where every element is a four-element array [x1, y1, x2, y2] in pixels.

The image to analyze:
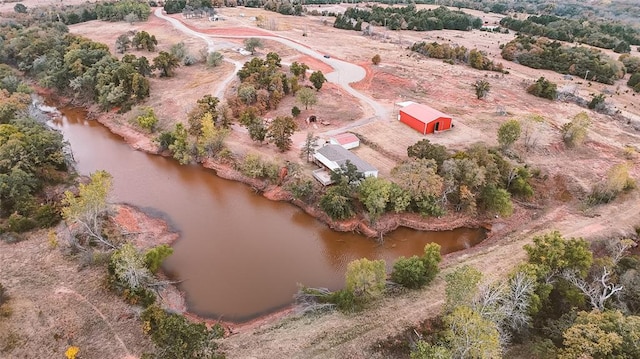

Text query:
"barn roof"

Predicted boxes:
[[315, 145, 376, 173], [400, 103, 451, 124], [330, 133, 359, 146]]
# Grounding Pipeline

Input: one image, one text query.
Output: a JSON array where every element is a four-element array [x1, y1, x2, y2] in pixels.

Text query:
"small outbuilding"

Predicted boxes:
[[329, 133, 360, 149], [397, 102, 452, 135]]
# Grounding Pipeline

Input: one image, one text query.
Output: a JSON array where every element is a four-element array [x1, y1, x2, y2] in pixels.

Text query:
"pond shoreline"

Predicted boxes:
[[40, 89, 499, 330]]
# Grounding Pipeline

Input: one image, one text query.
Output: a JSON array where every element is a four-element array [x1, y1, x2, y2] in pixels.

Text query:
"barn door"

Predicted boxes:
[[434, 122, 440, 132]]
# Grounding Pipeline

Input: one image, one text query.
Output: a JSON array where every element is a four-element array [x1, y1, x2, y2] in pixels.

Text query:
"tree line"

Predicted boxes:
[[334, 5, 483, 32], [501, 35, 624, 85], [411, 41, 507, 73], [500, 15, 639, 52], [8, 0, 150, 26], [0, 69, 68, 234]]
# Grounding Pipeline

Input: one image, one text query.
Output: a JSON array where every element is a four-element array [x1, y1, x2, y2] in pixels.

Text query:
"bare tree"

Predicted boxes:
[[563, 267, 623, 311]]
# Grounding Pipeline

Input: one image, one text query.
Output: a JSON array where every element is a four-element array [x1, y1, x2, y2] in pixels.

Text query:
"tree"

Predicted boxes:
[[561, 112, 590, 147], [296, 87, 317, 109], [524, 231, 593, 277], [372, 54, 381, 65], [110, 243, 153, 291], [445, 265, 482, 311], [124, 12, 139, 24], [392, 158, 443, 198], [319, 185, 354, 220], [614, 41, 631, 54], [132, 31, 157, 51], [422, 243, 442, 283], [168, 123, 191, 164], [144, 244, 174, 274], [240, 108, 267, 144], [309, 70, 327, 90], [243, 38, 263, 55], [358, 177, 392, 221], [497, 119, 521, 151], [197, 113, 229, 157], [345, 258, 387, 302], [116, 34, 131, 54], [267, 116, 297, 152], [290, 61, 309, 78], [206, 51, 223, 67], [153, 51, 180, 77], [392, 256, 427, 289], [444, 306, 502, 359], [407, 139, 449, 167], [473, 79, 491, 99], [62, 171, 114, 249], [480, 185, 513, 216], [300, 132, 318, 163]]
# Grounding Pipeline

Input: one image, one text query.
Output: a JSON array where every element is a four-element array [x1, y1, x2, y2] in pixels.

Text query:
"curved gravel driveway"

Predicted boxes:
[[154, 8, 388, 123]]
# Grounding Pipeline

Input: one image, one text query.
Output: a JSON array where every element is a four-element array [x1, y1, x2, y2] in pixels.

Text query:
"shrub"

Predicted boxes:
[[627, 73, 640, 92], [588, 93, 606, 110], [291, 106, 301, 117], [527, 77, 557, 100], [34, 204, 62, 228], [562, 112, 590, 147], [372, 54, 381, 65], [7, 213, 37, 233], [141, 305, 224, 359], [391, 256, 427, 289], [156, 131, 176, 151], [144, 244, 174, 274], [136, 107, 158, 132]]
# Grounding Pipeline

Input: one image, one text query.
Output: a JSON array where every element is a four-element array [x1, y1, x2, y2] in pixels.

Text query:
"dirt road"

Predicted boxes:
[[153, 8, 388, 121]]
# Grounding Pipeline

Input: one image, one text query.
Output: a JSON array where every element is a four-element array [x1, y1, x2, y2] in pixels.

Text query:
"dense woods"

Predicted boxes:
[[334, 5, 482, 32], [501, 36, 624, 85], [500, 15, 640, 51]]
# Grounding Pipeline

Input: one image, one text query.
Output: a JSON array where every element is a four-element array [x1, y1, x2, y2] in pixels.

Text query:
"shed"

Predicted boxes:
[[329, 133, 360, 149], [398, 102, 452, 135], [313, 145, 377, 185]]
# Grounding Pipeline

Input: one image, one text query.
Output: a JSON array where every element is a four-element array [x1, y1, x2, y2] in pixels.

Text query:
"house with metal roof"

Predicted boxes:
[[312, 144, 378, 185]]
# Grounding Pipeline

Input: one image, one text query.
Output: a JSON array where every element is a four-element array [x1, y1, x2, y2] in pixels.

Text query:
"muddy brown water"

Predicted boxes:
[[49, 104, 486, 323]]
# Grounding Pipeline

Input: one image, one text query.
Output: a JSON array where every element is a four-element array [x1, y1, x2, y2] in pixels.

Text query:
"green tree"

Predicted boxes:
[[479, 185, 513, 216], [319, 185, 354, 220], [290, 61, 309, 78], [168, 123, 191, 164], [296, 87, 317, 109], [422, 243, 442, 283], [497, 119, 521, 151], [445, 265, 482, 311], [345, 258, 387, 302], [267, 116, 297, 152], [473, 79, 491, 99], [444, 306, 502, 359], [132, 31, 157, 51], [110, 243, 153, 291], [391, 256, 426, 289], [240, 108, 267, 144], [309, 70, 327, 90], [153, 51, 180, 77], [358, 176, 392, 221], [243, 38, 263, 54], [407, 139, 449, 167], [62, 171, 114, 248]]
